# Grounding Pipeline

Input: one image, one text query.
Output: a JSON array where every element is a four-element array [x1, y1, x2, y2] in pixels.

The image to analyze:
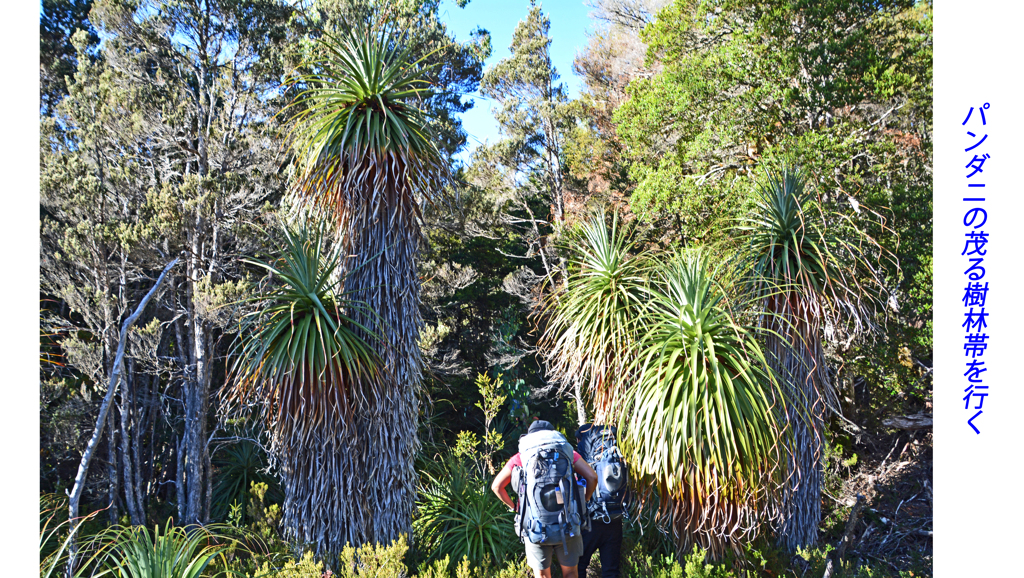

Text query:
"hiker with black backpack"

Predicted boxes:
[[491, 420, 598, 578], [575, 423, 629, 578]]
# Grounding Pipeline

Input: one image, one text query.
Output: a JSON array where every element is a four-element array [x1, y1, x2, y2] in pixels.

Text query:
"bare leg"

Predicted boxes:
[[560, 565, 579, 578], [536, 568, 553, 578]]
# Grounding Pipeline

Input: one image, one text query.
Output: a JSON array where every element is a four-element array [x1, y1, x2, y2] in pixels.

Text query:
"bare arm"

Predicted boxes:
[[573, 458, 598, 501], [491, 462, 516, 511]]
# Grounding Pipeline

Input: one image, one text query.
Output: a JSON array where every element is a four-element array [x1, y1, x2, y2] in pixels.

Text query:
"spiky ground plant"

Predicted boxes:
[[228, 224, 384, 558], [88, 521, 235, 578], [210, 440, 280, 524], [736, 167, 892, 550], [40, 494, 102, 578], [539, 211, 649, 423], [282, 24, 450, 554], [414, 458, 518, 569], [618, 251, 787, 559]]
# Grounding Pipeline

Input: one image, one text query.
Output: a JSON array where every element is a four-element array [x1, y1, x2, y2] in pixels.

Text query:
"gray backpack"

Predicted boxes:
[[511, 429, 589, 552]]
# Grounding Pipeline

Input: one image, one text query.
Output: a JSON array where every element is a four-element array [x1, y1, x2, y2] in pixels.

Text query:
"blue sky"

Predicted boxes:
[[38, 0, 591, 163], [438, 0, 594, 163]]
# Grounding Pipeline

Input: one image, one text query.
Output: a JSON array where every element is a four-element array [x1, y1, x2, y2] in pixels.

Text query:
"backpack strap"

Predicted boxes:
[[512, 465, 528, 542]]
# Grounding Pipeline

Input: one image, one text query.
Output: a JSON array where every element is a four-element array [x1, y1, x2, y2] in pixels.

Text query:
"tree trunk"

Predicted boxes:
[[184, 313, 213, 525], [574, 381, 587, 425], [204, 437, 213, 522], [119, 359, 145, 526], [778, 378, 823, 550], [176, 433, 186, 522], [107, 409, 119, 524], [66, 258, 178, 576], [770, 304, 827, 551], [882, 414, 932, 430], [180, 221, 213, 525], [280, 195, 421, 558], [142, 362, 162, 510], [171, 292, 188, 524], [132, 367, 149, 515]]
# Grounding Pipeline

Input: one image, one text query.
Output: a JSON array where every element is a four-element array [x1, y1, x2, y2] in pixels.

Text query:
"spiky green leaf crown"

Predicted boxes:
[[287, 25, 447, 199], [228, 224, 383, 439]]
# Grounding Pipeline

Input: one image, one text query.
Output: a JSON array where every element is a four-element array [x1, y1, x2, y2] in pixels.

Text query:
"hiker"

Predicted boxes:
[[575, 424, 629, 578], [491, 420, 598, 578]]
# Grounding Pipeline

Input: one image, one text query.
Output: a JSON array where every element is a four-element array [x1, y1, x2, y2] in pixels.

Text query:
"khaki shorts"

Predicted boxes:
[[523, 533, 584, 571]]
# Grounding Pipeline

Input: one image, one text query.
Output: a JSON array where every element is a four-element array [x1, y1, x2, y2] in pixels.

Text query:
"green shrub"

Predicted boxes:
[[414, 458, 518, 569], [250, 551, 324, 578], [681, 546, 736, 578], [416, 554, 531, 578], [623, 546, 738, 578], [623, 553, 684, 578], [211, 440, 281, 524], [336, 536, 410, 577], [245, 538, 528, 578], [415, 555, 452, 578], [213, 482, 290, 578], [484, 557, 532, 578], [250, 536, 408, 578]]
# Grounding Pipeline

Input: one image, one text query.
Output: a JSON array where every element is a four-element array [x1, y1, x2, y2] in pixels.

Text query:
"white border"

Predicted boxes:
[[934, 0, 1024, 574], [8, 0, 40, 575]]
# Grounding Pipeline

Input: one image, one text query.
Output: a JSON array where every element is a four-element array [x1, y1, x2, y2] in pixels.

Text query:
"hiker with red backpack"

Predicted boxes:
[[491, 420, 598, 578]]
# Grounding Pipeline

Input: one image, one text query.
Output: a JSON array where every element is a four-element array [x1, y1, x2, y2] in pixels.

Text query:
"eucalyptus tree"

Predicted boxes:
[[42, 0, 297, 534], [477, 3, 588, 420], [40, 0, 98, 116], [736, 167, 892, 549], [41, 27, 155, 528], [479, 4, 576, 234], [283, 25, 450, 553], [90, 0, 296, 525]]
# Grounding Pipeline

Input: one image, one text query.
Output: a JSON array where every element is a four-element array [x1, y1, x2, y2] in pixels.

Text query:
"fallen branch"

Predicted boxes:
[[882, 414, 932, 431]]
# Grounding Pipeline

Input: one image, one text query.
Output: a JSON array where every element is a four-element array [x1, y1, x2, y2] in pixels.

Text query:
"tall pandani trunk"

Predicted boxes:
[[339, 186, 421, 547], [283, 157, 423, 558], [766, 292, 829, 551]]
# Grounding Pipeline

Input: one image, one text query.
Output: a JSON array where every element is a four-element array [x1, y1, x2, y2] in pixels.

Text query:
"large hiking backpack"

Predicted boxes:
[[575, 424, 628, 523], [511, 429, 589, 551]]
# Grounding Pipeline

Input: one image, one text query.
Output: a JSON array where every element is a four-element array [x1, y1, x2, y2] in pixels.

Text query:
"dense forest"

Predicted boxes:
[[39, 0, 933, 576]]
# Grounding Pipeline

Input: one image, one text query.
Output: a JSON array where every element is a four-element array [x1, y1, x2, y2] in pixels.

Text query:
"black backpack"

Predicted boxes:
[[575, 424, 628, 523]]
